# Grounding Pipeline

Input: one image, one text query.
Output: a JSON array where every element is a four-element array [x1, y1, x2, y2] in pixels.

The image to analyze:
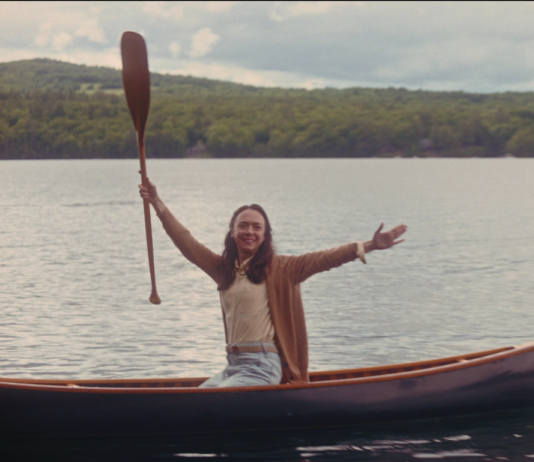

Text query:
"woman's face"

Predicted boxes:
[[231, 208, 266, 261]]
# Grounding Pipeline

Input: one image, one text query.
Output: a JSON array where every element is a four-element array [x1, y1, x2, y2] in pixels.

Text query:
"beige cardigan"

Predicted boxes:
[[157, 208, 363, 384]]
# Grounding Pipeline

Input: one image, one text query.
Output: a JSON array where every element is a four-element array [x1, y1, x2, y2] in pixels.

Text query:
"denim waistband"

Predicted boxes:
[[226, 343, 278, 354]]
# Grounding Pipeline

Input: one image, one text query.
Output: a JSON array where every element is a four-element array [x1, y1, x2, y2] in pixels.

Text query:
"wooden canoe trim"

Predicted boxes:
[[0, 343, 526, 394], [309, 345, 513, 381], [0, 376, 209, 388]]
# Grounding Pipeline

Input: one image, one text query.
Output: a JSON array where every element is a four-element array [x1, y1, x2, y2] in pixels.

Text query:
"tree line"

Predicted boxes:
[[2, 59, 534, 159]]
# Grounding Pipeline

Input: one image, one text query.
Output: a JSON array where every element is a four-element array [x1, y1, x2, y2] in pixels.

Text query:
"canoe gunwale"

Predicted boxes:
[[0, 342, 531, 395]]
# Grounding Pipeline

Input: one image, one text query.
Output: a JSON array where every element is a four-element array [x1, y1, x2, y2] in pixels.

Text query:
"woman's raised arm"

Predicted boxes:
[[138, 178, 223, 284]]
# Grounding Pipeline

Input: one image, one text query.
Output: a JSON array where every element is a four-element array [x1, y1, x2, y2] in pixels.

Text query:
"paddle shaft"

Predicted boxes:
[[121, 31, 161, 305], [139, 137, 160, 305]]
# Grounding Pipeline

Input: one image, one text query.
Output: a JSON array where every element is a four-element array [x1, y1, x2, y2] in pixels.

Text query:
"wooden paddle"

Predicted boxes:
[[121, 31, 161, 305]]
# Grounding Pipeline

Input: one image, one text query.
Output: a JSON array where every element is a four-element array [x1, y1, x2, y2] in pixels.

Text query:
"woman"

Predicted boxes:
[[139, 179, 407, 387]]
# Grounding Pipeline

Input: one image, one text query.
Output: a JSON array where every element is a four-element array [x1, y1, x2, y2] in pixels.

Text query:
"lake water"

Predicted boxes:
[[2, 158, 534, 460]]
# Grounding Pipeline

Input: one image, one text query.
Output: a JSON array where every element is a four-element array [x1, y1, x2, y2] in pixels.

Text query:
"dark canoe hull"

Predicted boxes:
[[2, 342, 534, 438]]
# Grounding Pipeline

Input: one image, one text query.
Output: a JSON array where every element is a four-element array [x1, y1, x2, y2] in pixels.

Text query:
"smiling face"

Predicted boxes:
[[230, 208, 266, 263]]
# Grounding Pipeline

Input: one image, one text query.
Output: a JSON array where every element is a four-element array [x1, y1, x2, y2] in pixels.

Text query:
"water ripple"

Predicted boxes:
[[1, 159, 534, 458]]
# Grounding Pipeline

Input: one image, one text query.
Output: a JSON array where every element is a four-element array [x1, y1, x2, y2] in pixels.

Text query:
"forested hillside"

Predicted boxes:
[[1, 58, 534, 159]]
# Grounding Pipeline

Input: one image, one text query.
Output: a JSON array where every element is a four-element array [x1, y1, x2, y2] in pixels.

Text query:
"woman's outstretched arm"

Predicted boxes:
[[286, 222, 408, 284]]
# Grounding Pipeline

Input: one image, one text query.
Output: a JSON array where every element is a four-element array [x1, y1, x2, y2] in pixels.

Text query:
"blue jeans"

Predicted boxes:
[[200, 346, 282, 388]]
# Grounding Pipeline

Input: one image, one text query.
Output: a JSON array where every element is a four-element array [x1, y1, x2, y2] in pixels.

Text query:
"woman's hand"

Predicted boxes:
[[371, 223, 407, 250], [138, 176, 166, 215], [138, 176, 159, 203]]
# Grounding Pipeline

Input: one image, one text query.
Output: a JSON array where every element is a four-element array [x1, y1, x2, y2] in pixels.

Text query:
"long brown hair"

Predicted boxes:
[[218, 204, 274, 291]]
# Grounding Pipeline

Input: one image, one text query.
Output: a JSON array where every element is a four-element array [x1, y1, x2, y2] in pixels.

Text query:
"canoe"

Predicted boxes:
[[2, 341, 534, 438]]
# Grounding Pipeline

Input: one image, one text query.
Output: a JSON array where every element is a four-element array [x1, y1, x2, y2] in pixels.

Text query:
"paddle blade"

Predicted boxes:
[[121, 32, 150, 138]]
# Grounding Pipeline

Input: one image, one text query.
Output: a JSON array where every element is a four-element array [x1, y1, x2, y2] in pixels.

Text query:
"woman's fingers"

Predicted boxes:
[[393, 224, 407, 237], [138, 183, 150, 199], [138, 179, 157, 204], [138, 171, 156, 190], [138, 186, 148, 199], [373, 223, 407, 249], [389, 225, 407, 246], [388, 224, 407, 236]]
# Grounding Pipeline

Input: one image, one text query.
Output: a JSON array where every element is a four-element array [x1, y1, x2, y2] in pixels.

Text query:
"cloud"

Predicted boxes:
[[52, 32, 73, 52], [161, 60, 351, 89], [52, 48, 122, 70], [169, 41, 181, 58], [31, 5, 106, 51], [301, 78, 327, 90], [3, 1, 534, 93], [270, 1, 348, 21], [189, 28, 220, 58], [34, 23, 53, 48], [75, 18, 106, 44], [35, 23, 74, 51], [203, 2, 239, 13], [142, 2, 184, 21], [166, 61, 281, 86], [0, 47, 42, 63]]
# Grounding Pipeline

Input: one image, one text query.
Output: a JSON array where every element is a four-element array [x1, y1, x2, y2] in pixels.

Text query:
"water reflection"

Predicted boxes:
[[4, 408, 534, 461]]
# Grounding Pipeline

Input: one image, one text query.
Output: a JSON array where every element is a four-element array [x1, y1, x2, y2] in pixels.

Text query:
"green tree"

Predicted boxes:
[[506, 128, 534, 157]]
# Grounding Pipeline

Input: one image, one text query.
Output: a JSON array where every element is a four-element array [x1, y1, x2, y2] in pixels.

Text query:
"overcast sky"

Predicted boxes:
[[2, 1, 534, 92]]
